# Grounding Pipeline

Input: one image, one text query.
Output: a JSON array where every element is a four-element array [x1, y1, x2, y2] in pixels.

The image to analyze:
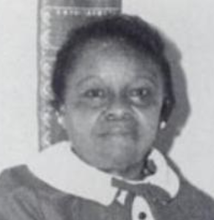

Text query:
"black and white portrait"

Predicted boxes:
[[0, 0, 214, 219]]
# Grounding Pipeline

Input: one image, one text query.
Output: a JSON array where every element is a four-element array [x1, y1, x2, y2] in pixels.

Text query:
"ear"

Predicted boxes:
[[160, 97, 174, 124], [56, 106, 66, 129]]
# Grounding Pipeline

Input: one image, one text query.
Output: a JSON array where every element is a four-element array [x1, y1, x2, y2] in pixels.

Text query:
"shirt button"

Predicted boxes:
[[138, 212, 147, 219]]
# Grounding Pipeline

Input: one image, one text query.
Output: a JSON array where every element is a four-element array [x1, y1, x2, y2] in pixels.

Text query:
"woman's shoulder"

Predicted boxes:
[[0, 164, 74, 198], [0, 165, 76, 220], [0, 165, 45, 193], [179, 178, 214, 209], [0, 165, 44, 219], [161, 175, 214, 219]]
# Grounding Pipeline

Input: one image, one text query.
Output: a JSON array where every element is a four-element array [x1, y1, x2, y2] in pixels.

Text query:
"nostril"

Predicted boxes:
[[105, 111, 131, 121], [104, 100, 133, 121], [106, 112, 116, 121]]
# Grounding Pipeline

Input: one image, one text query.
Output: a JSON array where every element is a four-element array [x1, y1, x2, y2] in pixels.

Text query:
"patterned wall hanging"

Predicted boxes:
[[38, 0, 122, 150]]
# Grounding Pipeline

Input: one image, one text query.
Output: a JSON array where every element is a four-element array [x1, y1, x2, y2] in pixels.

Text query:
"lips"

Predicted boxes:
[[106, 127, 131, 135], [98, 124, 137, 138]]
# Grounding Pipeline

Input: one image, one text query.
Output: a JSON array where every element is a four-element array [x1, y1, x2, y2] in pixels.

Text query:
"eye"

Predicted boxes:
[[130, 88, 150, 97], [84, 88, 105, 99], [82, 88, 107, 108], [128, 87, 153, 105]]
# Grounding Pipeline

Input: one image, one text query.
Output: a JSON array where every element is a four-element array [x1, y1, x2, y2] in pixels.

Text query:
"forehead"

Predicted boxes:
[[69, 40, 163, 86]]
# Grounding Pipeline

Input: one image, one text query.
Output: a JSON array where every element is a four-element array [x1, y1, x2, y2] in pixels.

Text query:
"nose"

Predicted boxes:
[[105, 99, 132, 121]]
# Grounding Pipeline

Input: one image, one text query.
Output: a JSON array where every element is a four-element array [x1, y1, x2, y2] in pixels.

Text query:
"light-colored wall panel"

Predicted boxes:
[[0, 0, 38, 169]]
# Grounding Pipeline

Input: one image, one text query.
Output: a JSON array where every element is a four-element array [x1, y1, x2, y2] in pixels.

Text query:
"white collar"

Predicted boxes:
[[27, 141, 180, 206]]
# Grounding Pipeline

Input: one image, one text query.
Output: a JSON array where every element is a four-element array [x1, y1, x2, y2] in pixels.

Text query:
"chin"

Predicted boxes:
[[92, 139, 151, 174], [105, 151, 143, 172]]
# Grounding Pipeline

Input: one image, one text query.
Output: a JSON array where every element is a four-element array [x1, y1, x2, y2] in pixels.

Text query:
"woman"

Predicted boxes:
[[0, 14, 213, 220]]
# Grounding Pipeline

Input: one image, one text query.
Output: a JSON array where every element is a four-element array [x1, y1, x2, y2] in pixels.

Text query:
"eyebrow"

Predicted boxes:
[[75, 68, 162, 88], [76, 75, 101, 87], [134, 73, 161, 88]]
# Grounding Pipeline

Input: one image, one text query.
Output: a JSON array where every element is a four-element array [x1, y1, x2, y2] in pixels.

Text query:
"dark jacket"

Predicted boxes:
[[0, 165, 214, 220]]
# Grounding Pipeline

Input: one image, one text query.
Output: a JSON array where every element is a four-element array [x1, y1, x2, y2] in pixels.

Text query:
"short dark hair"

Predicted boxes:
[[51, 14, 175, 122]]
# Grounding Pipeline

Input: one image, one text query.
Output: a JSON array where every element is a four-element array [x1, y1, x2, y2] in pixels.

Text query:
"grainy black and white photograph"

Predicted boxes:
[[0, 0, 214, 219]]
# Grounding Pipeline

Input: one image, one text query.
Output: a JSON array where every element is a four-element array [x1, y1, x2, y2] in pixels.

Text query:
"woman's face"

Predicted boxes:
[[61, 42, 164, 178]]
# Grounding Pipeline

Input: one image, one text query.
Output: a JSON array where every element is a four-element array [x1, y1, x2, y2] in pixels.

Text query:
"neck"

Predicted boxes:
[[71, 147, 152, 181], [103, 159, 148, 181]]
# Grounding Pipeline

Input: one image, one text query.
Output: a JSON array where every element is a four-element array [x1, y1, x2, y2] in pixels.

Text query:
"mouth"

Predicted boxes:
[[98, 125, 137, 139]]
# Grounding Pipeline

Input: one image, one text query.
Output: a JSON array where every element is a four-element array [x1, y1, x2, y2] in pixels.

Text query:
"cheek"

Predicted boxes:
[[64, 103, 102, 140], [134, 106, 161, 138]]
